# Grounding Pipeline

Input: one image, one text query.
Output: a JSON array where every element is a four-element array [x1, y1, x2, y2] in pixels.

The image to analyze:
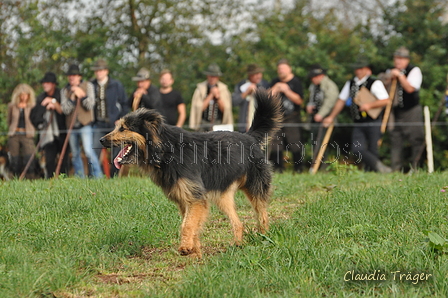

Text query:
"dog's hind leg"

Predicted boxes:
[[176, 200, 187, 219], [242, 188, 270, 234], [215, 183, 244, 246]]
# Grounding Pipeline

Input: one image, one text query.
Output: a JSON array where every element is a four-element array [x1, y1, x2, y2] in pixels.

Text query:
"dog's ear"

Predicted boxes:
[[132, 108, 163, 131], [144, 115, 163, 133], [132, 108, 165, 167]]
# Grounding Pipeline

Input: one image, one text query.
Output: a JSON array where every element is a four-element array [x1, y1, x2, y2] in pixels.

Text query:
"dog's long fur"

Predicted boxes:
[[0, 148, 12, 181], [100, 89, 282, 257]]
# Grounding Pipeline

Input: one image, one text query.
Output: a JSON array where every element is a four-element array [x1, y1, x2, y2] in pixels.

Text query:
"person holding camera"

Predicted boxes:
[[189, 63, 233, 131]]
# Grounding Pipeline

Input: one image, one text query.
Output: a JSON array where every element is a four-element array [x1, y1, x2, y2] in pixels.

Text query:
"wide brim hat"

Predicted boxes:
[[40, 72, 58, 85], [132, 67, 151, 81], [91, 59, 109, 71], [349, 57, 371, 70], [393, 46, 410, 58], [247, 64, 265, 75], [203, 63, 223, 76], [65, 64, 82, 76], [308, 64, 326, 78]]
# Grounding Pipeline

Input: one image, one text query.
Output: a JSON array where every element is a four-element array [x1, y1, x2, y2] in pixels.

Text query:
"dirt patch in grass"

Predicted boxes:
[[96, 272, 164, 285], [201, 244, 228, 256], [91, 244, 229, 291], [137, 246, 173, 260]]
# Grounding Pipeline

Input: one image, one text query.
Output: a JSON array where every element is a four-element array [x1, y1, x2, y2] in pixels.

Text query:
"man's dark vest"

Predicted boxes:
[[311, 84, 324, 115], [202, 84, 223, 123], [94, 80, 109, 123], [396, 64, 420, 111], [349, 76, 376, 122]]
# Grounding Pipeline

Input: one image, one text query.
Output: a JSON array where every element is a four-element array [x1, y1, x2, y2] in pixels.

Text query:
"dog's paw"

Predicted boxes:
[[178, 246, 192, 255], [178, 246, 202, 258]]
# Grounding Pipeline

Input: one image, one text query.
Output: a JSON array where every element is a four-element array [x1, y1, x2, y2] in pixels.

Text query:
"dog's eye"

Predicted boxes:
[[119, 127, 126, 132]]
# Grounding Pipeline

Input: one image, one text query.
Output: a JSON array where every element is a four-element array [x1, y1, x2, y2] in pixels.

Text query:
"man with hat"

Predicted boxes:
[[269, 59, 304, 173], [128, 67, 162, 113], [305, 64, 339, 167], [61, 64, 103, 178], [31, 72, 70, 178], [90, 58, 128, 177], [323, 57, 392, 173], [232, 64, 270, 133], [189, 63, 233, 131], [388, 46, 424, 172]]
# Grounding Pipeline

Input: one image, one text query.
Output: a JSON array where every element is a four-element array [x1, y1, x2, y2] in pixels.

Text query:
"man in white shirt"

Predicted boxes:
[[323, 58, 391, 173], [388, 47, 424, 172], [232, 64, 270, 133]]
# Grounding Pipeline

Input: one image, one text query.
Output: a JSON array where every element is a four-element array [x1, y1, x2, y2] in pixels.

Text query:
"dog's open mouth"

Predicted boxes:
[[114, 144, 133, 169]]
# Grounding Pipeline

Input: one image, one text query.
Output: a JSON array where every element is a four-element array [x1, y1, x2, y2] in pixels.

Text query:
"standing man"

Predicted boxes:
[[128, 67, 162, 112], [232, 64, 270, 133], [269, 59, 304, 173], [30, 72, 69, 178], [159, 69, 186, 127], [189, 63, 233, 131], [306, 64, 339, 164], [323, 58, 391, 173], [90, 59, 128, 177], [61, 64, 102, 178], [388, 47, 424, 172]]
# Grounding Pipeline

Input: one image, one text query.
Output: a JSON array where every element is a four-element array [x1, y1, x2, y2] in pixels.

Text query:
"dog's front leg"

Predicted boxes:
[[178, 200, 208, 258]]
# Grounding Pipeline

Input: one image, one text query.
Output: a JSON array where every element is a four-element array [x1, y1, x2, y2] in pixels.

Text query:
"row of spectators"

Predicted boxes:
[[6, 46, 426, 178]]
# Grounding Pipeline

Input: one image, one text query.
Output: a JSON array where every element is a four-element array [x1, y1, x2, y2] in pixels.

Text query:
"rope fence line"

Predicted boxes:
[[2, 120, 446, 166], [0, 121, 446, 137], [1, 120, 447, 179]]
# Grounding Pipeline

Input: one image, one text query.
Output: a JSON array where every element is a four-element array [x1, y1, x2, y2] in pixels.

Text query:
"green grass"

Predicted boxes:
[[0, 169, 447, 297]]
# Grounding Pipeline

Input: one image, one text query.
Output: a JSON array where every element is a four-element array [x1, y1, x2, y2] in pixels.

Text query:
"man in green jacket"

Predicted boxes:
[[306, 64, 339, 167]]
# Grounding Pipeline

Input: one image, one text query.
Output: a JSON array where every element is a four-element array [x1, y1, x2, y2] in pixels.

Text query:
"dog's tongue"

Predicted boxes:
[[114, 158, 121, 170], [114, 144, 131, 169]]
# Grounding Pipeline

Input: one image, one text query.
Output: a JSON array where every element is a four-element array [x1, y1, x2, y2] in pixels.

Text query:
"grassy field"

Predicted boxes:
[[1, 168, 448, 297]]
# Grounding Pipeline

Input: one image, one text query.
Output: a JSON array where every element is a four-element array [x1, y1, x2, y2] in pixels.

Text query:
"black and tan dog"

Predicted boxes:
[[100, 89, 282, 257], [0, 147, 12, 181]]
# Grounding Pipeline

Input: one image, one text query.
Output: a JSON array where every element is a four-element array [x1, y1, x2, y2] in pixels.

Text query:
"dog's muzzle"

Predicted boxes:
[[99, 136, 110, 147]]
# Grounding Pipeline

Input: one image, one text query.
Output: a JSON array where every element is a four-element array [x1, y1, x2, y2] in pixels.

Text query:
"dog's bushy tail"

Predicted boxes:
[[247, 89, 283, 141]]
